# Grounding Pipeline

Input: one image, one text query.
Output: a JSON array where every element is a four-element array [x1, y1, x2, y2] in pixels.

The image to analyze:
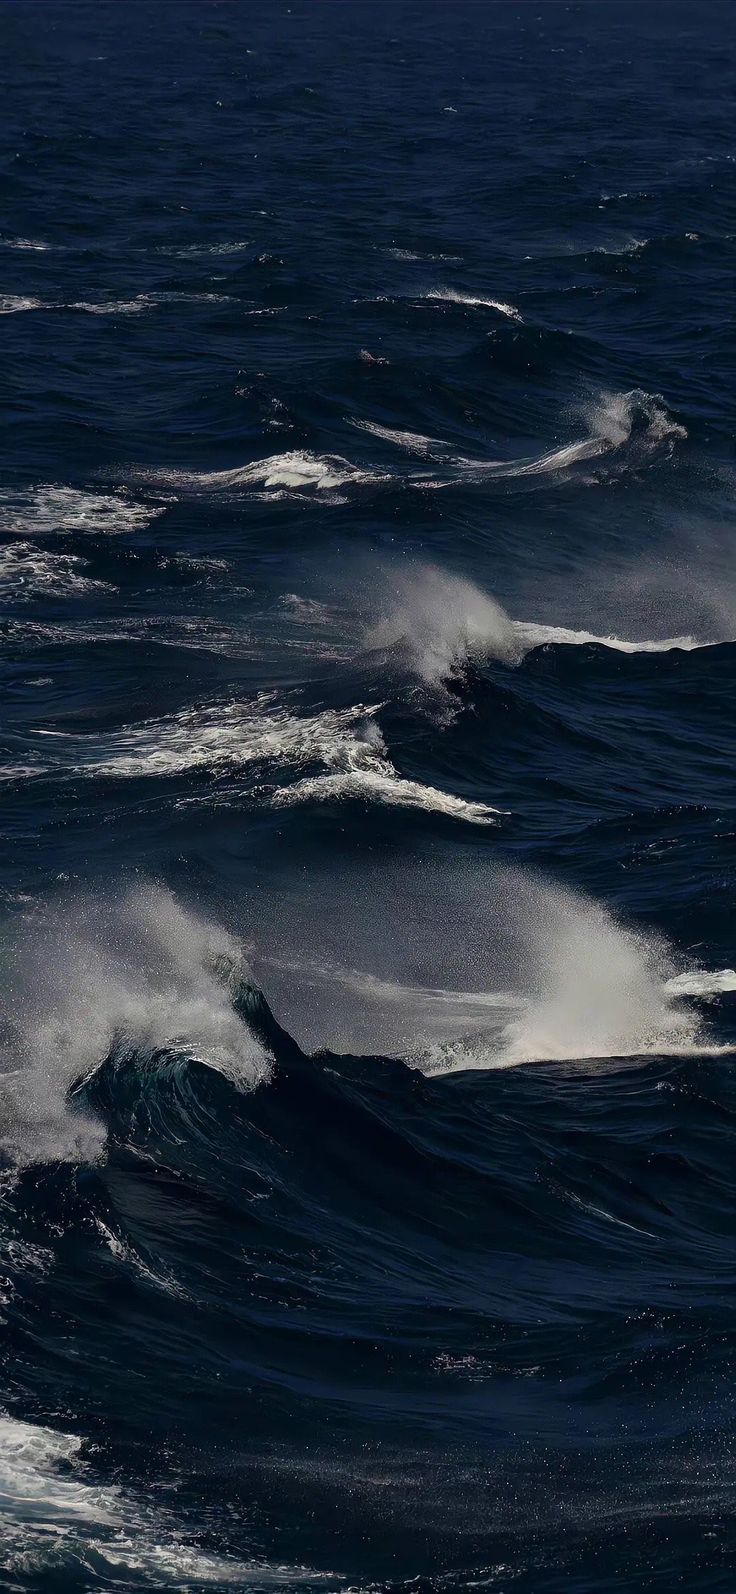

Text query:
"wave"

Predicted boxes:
[[445, 389, 686, 482], [0, 484, 166, 536], [243, 855, 724, 1065], [139, 450, 389, 499], [0, 872, 729, 1178], [348, 389, 685, 488], [137, 389, 684, 509], [0, 295, 48, 314], [68, 292, 234, 315], [23, 695, 501, 822], [0, 887, 270, 1166], [0, 1414, 321, 1587], [0, 542, 113, 601], [359, 562, 710, 696], [424, 287, 523, 319]]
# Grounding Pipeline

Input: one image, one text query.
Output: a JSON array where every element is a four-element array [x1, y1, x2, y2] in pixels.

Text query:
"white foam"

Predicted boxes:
[[425, 287, 523, 320], [0, 484, 166, 536], [273, 768, 501, 824], [0, 543, 112, 600], [0, 886, 270, 1166], [41, 696, 379, 780], [28, 695, 500, 822], [0, 236, 50, 251], [0, 295, 48, 314], [665, 968, 736, 997], [141, 450, 387, 497], [510, 621, 702, 655], [0, 1414, 324, 1585], [68, 292, 233, 315]]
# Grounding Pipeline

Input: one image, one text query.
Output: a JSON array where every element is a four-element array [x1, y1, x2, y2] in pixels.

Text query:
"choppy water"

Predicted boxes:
[[1, 3, 736, 1590]]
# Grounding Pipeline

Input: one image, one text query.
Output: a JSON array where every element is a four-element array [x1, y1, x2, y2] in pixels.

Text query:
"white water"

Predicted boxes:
[[354, 388, 685, 485], [141, 450, 388, 498], [24, 695, 500, 822], [0, 483, 166, 536], [424, 287, 523, 320], [0, 886, 270, 1166], [0, 1413, 325, 1587], [359, 561, 707, 694], [0, 543, 113, 601], [247, 855, 721, 1065]]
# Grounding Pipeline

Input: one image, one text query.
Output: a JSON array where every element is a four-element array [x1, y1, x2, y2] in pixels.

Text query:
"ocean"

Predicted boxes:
[[1, 2, 735, 1589]]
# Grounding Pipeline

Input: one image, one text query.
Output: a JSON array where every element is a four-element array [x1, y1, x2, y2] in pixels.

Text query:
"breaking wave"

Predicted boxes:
[[0, 887, 270, 1167], [21, 695, 500, 821]]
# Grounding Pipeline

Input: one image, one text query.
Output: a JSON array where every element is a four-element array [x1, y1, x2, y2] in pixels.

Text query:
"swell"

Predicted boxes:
[[131, 387, 687, 503]]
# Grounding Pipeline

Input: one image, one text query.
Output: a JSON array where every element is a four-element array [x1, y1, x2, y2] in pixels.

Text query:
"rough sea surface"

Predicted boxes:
[[1, 3, 735, 1590]]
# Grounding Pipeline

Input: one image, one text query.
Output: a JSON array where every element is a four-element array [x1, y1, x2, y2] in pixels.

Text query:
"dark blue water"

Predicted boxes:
[[1, 2, 736, 1589]]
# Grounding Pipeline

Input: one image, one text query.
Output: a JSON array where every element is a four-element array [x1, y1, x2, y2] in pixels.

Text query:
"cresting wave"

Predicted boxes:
[[135, 388, 686, 503], [0, 887, 270, 1166], [19, 695, 502, 823], [423, 286, 524, 319], [0, 877, 731, 1177], [359, 561, 708, 697]]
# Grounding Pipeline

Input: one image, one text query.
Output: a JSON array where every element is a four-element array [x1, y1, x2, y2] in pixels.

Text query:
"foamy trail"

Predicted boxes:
[[0, 544, 113, 601], [424, 287, 523, 320], [138, 451, 389, 498], [20, 695, 501, 822], [0, 1414, 325, 1585]]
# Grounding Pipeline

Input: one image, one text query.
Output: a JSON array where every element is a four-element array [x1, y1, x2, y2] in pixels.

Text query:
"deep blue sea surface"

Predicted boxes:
[[1, 2, 735, 1589]]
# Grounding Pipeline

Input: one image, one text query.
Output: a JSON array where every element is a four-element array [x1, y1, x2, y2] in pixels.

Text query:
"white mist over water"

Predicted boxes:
[[247, 854, 717, 1066], [365, 563, 522, 685], [357, 561, 702, 697], [0, 886, 269, 1166]]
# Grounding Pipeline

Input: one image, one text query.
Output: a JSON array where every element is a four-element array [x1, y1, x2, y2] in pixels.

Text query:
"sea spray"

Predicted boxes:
[[0, 886, 270, 1166]]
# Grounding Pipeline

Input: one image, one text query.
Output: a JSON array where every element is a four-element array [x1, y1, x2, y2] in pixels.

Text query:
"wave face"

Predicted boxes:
[[2, 3, 736, 1592]]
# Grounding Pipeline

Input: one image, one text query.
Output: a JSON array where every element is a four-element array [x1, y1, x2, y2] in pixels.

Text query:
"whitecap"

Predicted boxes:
[[273, 767, 501, 824], [0, 236, 50, 251], [0, 295, 49, 314], [665, 969, 736, 997], [0, 885, 271, 1167], [0, 484, 167, 536], [139, 450, 389, 498], [0, 1413, 327, 1585], [424, 287, 523, 320], [0, 543, 113, 600], [510, 621, 702, 655]]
